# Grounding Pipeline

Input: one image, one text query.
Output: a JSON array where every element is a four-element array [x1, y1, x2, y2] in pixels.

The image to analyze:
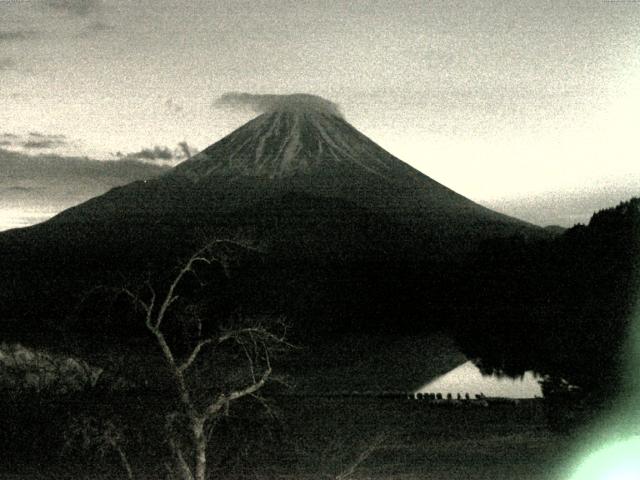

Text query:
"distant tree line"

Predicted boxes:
[[450, 198, 640, 424]]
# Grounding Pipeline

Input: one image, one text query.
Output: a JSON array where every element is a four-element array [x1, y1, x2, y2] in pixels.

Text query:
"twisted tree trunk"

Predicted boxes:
[[193, 418, 208, 480]]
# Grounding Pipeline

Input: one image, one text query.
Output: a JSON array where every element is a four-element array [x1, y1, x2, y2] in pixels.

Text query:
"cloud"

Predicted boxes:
[[486, 186, 640, 228], [3, 186, 34, 193], [0, 30, 39, 42], [119, 145, 174, 161], [20, 134, 68, 150], [214, 93, 343, 118], [115, 142, 197, 165], [1, 133, 194, 165], [0, 57, 16, 71], [45, 0, 103, 17], [165, 98, 184, 115], [21, 140, 66, 149], [28, 132, 67, 140], [0, 147, 170, 184], [0, 147, 171, 230], [77, 21, 116, 38], [0, 139, 196, 220], [9, 133, 68, 150], [0, 133, 18, 147], [0, 148, 168, 230], [177, 141, 193, 159]]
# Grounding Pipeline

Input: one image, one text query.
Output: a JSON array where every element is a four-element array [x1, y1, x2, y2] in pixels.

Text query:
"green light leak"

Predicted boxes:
[[568, 437, 640, 480], [564, 289, 640, 479]]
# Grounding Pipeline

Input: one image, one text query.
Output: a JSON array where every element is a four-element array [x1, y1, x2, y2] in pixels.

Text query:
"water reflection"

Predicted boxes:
[[415, 360, 542, 399]]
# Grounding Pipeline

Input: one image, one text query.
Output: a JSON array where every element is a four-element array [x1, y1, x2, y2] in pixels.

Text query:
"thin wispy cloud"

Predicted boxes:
[[28, 132, 67, 140], [45, 0, 103, 17], [21, 139, 67, 150], [0, 57, 16, 71], [214, 93, 344, 118], [117, 145, 174, 161], [0, 30, 40, 42], [115, 142, 197, 165], [3, 186, 35, 193], [19, 132, 69, 150], [0, 134, 18, 146], [77, 21, 116, 38], [1, 134, 194, 165], [165, 98, 184, 115]]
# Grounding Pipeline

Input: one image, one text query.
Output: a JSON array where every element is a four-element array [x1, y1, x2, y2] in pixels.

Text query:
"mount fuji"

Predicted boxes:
[[19, 94, 535, 254], [0, 95, 544, 388]]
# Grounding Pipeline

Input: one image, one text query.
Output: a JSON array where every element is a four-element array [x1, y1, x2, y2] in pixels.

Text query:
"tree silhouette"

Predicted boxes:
[[111, 239, 292, 480]]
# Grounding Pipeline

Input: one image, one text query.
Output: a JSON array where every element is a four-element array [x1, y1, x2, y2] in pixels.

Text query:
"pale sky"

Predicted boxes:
[[1, 0, 639, 229]]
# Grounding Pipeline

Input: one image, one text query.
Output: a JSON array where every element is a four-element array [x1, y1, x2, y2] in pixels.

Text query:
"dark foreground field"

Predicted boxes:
[[3, 395, 578, 480], [275, 397, 573, 480]]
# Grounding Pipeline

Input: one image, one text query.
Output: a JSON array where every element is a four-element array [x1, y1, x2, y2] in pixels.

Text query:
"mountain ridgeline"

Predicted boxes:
[[0, 104, 539, 337], [43, 107, 532, 247]]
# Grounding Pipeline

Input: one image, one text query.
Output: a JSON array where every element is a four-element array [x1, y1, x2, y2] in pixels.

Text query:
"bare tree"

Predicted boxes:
[[117, 240, 292, 480]]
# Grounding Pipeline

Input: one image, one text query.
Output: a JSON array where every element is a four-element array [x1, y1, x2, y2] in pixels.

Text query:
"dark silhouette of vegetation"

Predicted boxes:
[[452, 198, 640, 429], [1, 241, 293, 479], [109, 240, 292, 480]]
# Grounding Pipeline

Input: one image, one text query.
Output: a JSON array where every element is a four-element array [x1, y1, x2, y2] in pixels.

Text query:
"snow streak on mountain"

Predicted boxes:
[[174, 109, 398, 179]]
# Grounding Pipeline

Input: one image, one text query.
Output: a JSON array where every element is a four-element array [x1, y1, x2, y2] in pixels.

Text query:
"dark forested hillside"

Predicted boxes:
[[453, 198, 640, 406]]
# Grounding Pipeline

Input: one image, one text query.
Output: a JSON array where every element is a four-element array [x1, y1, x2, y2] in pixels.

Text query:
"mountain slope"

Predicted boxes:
[[0, 100, 545, 390], [34, 107, 534, 255], [0, 102, 542, 311]]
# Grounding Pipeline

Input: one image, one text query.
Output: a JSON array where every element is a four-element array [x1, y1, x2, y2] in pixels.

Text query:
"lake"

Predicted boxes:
[[416, 360, 543, 398]]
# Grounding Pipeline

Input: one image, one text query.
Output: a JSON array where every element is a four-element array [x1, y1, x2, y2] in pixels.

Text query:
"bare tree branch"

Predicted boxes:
[[169, 437, 195, 480], [334, 434, 386, 480], [218, 326, 297, 351], [204, 365, 272, 419], [153, 239, 257, 329], [177, 338, 214, 374], [241, 342, 257, 383]]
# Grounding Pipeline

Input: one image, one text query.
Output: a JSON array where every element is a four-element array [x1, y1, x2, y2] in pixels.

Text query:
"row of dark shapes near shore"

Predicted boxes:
[[277, 391, 527, 406]]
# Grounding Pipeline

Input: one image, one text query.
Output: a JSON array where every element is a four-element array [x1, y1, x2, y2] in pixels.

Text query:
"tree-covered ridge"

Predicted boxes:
[[456, 197, 640, 405]]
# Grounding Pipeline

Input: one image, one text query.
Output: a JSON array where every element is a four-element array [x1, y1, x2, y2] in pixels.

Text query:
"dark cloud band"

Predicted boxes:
[[0, 30, 39, 42], [22, 140, 67, 150]]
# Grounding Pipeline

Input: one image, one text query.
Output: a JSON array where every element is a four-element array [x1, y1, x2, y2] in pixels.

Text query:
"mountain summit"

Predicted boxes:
[[173, 109, 398, 180], [177, 93, 404, 179], [159, 96, 529, 234]]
